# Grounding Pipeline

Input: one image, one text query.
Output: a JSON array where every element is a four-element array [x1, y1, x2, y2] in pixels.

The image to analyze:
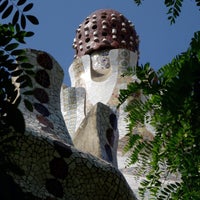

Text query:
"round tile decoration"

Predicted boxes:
[[49, 157, 68, 179], [35, 70, 50, 88], [34, 103, 50, 117], [37, 52, 53, 70], [53, 141, 73, 158], [120, 60, 128, 67], [33, 88, 49, 103], [120, 50, 129, 58], [106, 128, 114, 147], [36, 115, 54, 129], [45, 178, 63, 198]]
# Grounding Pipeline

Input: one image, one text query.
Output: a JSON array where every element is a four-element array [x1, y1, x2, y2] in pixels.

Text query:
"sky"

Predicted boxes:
[[24, 0, 200, 86]]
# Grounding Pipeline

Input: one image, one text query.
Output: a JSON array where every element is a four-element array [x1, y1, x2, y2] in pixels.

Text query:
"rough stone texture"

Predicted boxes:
[[18, 49, 73, 145], [69, 49, 137, 106], [60, 86, 86, 139], [7, 49, 137, 200], [2, 131, 136, 200], [73, 102, 119, 167], [68, 48, 138, 138]]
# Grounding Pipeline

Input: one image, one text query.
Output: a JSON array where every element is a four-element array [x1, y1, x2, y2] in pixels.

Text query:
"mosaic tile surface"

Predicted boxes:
[[6, 49, 137, 200]]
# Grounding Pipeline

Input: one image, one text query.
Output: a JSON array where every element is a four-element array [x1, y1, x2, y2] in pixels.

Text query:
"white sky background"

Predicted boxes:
[[24, 0, 200, 85]]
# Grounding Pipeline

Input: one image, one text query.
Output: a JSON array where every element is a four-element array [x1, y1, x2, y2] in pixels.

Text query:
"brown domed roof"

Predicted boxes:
[[73, 9, 139, 57]]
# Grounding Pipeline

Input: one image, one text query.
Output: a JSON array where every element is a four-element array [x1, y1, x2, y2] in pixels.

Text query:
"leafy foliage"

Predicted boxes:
[[0, 2, 38, 196], [119, 31, 200, 199], [0, 0, 39, 29], [133, 0, 200, 24], [0, 0, 38, 133]]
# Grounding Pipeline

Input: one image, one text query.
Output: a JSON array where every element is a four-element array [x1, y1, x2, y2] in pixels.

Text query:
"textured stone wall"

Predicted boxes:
[[67, 49, 138, 139], [73, 102, 119, 167], [19, 49, 73, 145], [5, 49, 137, 200], [61, 86, 86, 139], [69, 49, 137, 108]]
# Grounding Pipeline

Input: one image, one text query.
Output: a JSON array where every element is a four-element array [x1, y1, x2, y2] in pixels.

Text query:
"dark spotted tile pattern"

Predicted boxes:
[[49, 157, 68, 180], [53, 140, 72, 158], [37, 52, 53, 70], [8, 49, 137, 200], [36, 115, 54, 129], [35, 70, 50, 88], [45, 179, 63, 198], [33, 88, 49, 103], [34, 103, 50, 117]]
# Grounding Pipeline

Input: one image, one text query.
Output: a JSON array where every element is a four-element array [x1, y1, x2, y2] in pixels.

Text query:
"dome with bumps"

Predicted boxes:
[[73, 9, 139, 57]]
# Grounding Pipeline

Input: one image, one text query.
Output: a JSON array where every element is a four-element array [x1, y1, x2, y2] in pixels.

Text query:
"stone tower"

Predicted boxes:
[[61, 9, 139, 167]]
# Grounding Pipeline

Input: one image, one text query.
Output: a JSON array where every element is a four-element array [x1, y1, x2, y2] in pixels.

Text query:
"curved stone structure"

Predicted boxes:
[[5, 49, 137, 200], [69, 49, 138, 108], [18, 49, 73, 145]]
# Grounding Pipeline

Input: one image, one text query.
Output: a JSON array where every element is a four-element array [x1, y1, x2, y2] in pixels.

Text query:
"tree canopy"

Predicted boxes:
[[134, 0, 200, 24], [0, 0, 38, 132], [119, 1, 200, 199], [0, 1, 38, 198]]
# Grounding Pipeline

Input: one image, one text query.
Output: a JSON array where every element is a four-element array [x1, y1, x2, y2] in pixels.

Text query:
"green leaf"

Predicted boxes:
[[11, 49, 25, 56], [25, 31, 34, 37], [24, 70, 35, 75], [17, 74, 32, 88], [7, 106, 25, 133], [6, 63, 19, 71], [15, 23, 20, 32], [23, 3, 33, 12], [14, 95, 21, 107], [23, 90, 33, 95], [164, 187, 171, 193], [0, 0, 8, 13], [16, 56, 27, 62], [17, 0, 27, 6], [21, 14, 26, 29], [0, 37, 12, 46], [20, 63, 33, 69], [173, 8, 179, 17], [26, 15, 39, 25], [0, 54, 9, 62], [11, 69, 23, 77], [24, 99, 33, 112], [134, 0, 142, 6], [19, 81, 28, 88], [12, 10, 19, 25], [2, 5, 13, 19], [158, 195, 166, 199], [161, 190, 168, 196], [15, 74, 27, 83], [5, 43, 19, 51]]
